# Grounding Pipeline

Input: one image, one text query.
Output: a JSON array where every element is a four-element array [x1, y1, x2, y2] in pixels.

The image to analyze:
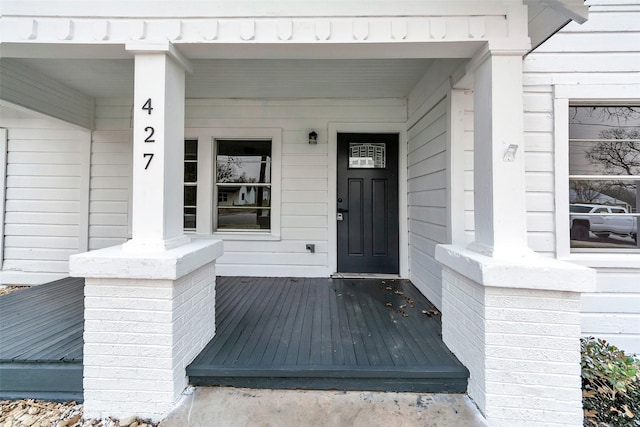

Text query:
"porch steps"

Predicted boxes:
[[187, 277, 468, 393]]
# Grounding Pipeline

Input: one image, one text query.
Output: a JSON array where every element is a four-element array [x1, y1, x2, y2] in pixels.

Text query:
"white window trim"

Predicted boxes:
[[185, 127, 282, 241], [554, 84, 640, 269]]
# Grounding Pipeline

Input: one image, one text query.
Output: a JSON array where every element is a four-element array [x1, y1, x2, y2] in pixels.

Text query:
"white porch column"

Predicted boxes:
[[437, 46, 597, 427], [70, 42, 223, 421], [125, 42, 192, 251], [471, 52, 529, 257]]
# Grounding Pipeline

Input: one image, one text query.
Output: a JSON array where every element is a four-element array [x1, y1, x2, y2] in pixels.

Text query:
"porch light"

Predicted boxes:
[[308, 131, 318, 144]]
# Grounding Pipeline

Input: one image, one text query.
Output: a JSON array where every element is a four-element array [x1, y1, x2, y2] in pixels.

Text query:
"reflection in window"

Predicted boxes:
[[215, 140, 271, 230], [569, 106, 640, 250], [349, 142, 386, 168], [184, 139, 197, 231]]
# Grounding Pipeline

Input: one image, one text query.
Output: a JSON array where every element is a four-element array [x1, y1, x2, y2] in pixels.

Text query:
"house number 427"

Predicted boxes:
[[142, 98, 154, 169]]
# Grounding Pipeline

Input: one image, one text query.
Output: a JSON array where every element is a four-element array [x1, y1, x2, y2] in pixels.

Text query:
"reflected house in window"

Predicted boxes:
[[568, 106, 640, 249], [215, 139, 272, 230]]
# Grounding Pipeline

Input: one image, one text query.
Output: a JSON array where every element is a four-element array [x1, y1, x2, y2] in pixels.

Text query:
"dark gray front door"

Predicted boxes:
[[337, 133, 399, 274]]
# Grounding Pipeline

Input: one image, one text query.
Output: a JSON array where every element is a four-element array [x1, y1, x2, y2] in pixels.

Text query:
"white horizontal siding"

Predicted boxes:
[[89, 99, 132, 250], [524, 1, 640, 353], [0, 59, 93, 129], [407, 96, 447, 307], [0, 114, 87, 282], [91, 97, 405, 276]]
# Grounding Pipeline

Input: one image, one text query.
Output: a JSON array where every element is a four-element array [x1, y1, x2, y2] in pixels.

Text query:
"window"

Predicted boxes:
[[184, 139, 198, 231], [215, 139, 272, 231], [568, 106, 640, 250]]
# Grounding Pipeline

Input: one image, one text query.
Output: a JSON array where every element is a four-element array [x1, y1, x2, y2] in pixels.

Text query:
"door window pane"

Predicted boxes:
[[349, 142, 386, 168]]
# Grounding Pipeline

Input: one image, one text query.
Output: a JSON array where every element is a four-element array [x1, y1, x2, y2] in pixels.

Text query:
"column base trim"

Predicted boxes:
[[435, 244, 596, 292]]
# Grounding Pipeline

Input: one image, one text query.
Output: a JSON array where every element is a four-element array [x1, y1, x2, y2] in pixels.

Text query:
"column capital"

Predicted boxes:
[[126, 41, 193, 73]]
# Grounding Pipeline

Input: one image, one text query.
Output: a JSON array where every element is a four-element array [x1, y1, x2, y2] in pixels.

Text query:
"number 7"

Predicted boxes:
[[143, 153, 154, 169]]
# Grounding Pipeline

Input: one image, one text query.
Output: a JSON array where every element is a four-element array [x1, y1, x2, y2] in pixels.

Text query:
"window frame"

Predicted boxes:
[[553, 85, 640, 268], [214, 138, 273, 233], [184, 127, 282, 241]]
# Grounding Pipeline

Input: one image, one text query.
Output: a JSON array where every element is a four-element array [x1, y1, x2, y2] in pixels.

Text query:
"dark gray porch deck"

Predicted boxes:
[[0, 277, 84, 401], [188, 277, 468, 392]]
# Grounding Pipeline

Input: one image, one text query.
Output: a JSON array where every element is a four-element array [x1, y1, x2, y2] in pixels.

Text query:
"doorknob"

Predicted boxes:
[[337, 208, 349, 213]]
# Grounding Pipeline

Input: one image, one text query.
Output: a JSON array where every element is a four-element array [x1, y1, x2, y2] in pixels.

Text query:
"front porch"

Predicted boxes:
[[188, 276, 468, 392], [0, 276, 468, 402]]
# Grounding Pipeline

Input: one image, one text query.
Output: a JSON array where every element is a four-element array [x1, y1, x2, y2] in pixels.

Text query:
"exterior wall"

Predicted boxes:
[[89, 97, 406, 277], [406, 60, 473, 308], [407, 98, 448, 306], [523, 0, 640, 353], [89, 98, 132, 250], [0, 112, 90, 284]]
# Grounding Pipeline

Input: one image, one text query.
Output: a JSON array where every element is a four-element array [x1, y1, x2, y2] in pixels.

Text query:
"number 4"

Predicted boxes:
[[142, 98, 153, 115]]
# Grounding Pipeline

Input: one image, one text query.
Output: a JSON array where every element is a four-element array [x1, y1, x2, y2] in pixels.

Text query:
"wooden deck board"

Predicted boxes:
[[1, 275, 468, 398], [0, 277, 84, 401], [188, 277, 468, 392]]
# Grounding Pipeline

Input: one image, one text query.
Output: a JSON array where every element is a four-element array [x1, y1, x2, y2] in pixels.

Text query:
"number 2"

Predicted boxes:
[[143, 153, 154, 169], [144, 126, 155, 143], [142, 98, 153, 115]]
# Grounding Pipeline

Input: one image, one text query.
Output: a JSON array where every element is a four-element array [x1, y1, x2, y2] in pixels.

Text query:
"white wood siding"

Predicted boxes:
[[0, 59, 94, 130], [0, 113, 89, 284], [90, 97, 406, 277], [188, 99, 405, 277], [407, 97, 448, 307], [89, 98, 132, 250], [405, 60, 472, 309], [523, 1, 640, 353]]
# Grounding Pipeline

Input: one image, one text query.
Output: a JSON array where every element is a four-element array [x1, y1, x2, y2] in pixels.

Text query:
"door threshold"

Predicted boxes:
[[331, 273, 402, 280]]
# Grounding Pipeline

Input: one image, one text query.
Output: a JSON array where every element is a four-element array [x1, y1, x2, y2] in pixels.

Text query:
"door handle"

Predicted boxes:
[[337, 208, 349, 213]]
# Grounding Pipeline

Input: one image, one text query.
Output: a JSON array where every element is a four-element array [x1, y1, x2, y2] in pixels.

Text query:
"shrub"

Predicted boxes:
[[581, 337, 640, 426]]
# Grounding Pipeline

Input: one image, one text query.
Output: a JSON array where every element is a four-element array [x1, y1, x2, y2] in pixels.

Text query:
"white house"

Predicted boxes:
[[1, 0, 639, 425]]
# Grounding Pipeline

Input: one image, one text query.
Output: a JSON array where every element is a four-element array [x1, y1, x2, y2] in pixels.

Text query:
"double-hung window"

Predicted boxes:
[[568, 106, 640, 251], [183, 139, 198, 231], [215, 139, 272, 231]]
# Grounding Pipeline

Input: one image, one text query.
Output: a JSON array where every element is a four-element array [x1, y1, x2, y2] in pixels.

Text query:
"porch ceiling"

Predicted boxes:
[[10, 57, 438, 99]]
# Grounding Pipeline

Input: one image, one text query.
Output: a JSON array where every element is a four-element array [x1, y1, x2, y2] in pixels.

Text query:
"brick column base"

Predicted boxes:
[[70, 239, 223, 421], [436, 245, 596, 427]]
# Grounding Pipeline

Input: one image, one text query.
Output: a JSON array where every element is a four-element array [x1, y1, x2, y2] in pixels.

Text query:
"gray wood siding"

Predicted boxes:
[[0, 115, 88, 282], [523, 1, 640, 353], [0, 60, 93, 130], [407, 98, 447, 308]]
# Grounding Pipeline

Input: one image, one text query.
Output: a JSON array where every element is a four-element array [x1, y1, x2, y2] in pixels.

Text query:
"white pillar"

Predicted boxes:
[[70, 42, 224, 421], [436, 43, 597, 426], [124, 42, 192, 251], [471, 52, 530, 258]]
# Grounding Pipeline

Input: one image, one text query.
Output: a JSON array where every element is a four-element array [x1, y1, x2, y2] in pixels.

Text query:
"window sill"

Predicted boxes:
[[560, 252, 640, 270], [192, 232, 281, 242]]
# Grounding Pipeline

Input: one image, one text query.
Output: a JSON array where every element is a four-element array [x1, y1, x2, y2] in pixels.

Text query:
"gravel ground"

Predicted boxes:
[[0, 400, 158, 427], [0, 286, 29, 297]]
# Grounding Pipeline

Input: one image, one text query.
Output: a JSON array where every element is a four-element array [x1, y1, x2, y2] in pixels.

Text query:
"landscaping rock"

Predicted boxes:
[[0, 400, 158, 427]]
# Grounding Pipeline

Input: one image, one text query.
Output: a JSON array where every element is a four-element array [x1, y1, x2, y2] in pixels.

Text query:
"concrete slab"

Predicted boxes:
[[159, 387, 488, 427]]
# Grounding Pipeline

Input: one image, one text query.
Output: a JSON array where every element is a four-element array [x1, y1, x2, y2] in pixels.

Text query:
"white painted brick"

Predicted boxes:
[[83, 260, 217, 421]]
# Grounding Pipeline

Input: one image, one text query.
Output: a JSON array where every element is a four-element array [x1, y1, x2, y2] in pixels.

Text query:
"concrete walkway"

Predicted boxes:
[[159, 387, 488, 427]]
